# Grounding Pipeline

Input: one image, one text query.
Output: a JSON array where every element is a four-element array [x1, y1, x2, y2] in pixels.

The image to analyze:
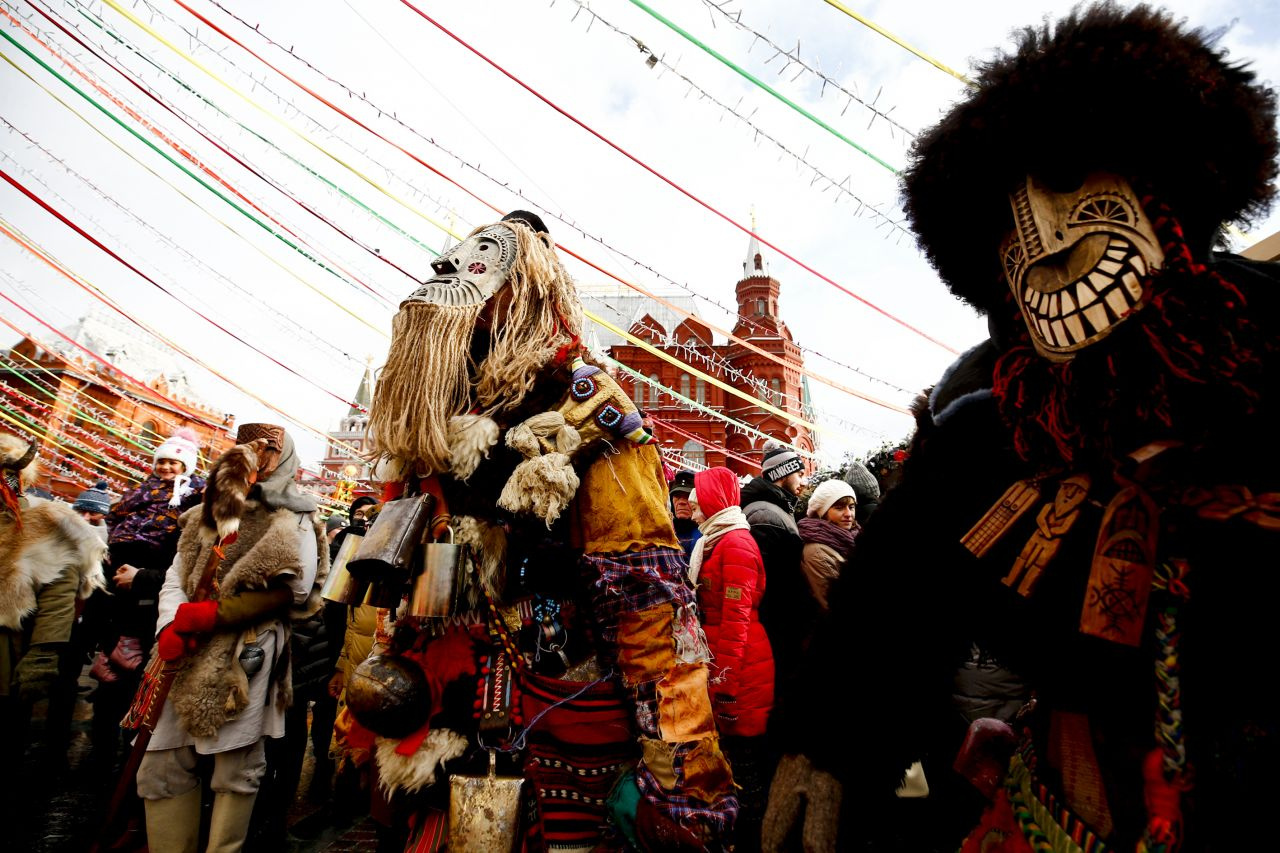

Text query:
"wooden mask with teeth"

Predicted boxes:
[[1000, 172, 1164, 361]]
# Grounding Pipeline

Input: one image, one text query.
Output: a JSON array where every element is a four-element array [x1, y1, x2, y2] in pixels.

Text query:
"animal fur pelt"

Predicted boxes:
[[447, 414, 500, 481], [375, 728, 469, 794], [167, 500, 328, 739], [0, 497, 106, 630], [452, 514, 507, 606], [199, 438, 267, 541]]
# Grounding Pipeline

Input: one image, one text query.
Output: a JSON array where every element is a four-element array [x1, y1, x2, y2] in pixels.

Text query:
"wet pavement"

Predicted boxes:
[[15, 667, 382, 853]]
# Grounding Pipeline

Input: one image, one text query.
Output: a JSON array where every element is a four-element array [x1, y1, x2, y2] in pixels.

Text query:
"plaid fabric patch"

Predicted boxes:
[[583, 547, 695, 642], [635, 759, 738, 840]]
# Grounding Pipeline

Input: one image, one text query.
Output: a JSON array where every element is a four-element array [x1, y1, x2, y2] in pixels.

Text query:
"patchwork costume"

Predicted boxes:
[[807, 5, 1280, 851], [349, 212, 738, 849]]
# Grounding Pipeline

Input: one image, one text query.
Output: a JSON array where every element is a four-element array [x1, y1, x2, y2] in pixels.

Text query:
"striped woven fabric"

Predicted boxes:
[[520, 668, 637, 851]]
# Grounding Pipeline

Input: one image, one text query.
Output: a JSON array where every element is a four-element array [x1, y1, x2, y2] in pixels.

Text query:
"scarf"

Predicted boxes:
[[252, 433, 318, 513], [797, 517, 859, 562], [687, 505, 750, 586]]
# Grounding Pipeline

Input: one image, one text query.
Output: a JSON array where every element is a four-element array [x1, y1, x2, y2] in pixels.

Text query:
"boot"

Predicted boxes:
[[143, 787, 201, 853], [206, 791, 259, 853]]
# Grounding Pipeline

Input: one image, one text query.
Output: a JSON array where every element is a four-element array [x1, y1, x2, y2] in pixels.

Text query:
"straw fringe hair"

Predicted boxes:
[[369, 301, 486, 473], [369, 220, 582, 473], [473, 222, 583, 416]]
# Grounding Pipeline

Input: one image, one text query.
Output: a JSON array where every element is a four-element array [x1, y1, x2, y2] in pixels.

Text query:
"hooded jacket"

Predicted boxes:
[[694, 468, 774, 737]]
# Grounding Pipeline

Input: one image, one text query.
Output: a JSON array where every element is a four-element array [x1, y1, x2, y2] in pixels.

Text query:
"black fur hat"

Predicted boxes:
[[902, 2, 1278, 315]]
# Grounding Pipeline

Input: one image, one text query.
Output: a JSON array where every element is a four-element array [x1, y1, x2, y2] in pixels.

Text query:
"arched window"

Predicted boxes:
[[695, 379, 707, 405], [755, 298, 765, 316], [648, 374, 661, 408], [632, 377, 644, 407], [140, 420, 158, 442], [680, 374, 691, 400], [770, 378, 781, 406], [682, 440, 706, 468]]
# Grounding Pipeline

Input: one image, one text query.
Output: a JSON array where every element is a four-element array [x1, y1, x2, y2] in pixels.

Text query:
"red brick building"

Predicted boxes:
[[0, 317, 235, 502], [590, 236, 815, 476]]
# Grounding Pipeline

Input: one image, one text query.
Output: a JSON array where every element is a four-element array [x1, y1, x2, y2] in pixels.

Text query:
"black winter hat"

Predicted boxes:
[[901, 2, 1278, 315], [669, 470, 695, 497], [73, 480, 113, 515]]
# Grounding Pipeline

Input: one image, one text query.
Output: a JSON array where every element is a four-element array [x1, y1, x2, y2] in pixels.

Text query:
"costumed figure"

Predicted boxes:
[[134, 424, 328, 853], [350, 211, 738, 850], [0, 435, 107, 810], [807, 4, 1280, 851]]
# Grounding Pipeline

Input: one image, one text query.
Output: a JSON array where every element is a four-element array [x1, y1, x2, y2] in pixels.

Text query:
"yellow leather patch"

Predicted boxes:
[[656, 663, 716, 742], [641, 738, 678, 790], [724, 586, 742, 601], [681, 737, 736, 802], [616, 604, 676, 687]]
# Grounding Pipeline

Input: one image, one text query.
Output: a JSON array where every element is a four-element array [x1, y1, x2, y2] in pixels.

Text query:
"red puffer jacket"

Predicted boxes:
[[693, 468, 775, 737]]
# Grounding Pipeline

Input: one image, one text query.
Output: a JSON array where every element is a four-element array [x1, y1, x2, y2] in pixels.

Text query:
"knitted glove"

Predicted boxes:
[[157, 623, 196, 661], [14, 644, 62, 704], [172, 600, 219, 634]]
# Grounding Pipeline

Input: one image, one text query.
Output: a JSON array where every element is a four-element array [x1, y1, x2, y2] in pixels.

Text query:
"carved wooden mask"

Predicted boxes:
[[1000, 172, 1164, 361]]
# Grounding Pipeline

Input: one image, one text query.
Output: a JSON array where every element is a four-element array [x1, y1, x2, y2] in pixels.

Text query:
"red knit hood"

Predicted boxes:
[[693, 467, 740, 516]]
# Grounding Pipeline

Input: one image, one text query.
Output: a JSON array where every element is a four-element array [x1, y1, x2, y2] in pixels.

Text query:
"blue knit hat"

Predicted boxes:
[[73, 480, 113, 515]]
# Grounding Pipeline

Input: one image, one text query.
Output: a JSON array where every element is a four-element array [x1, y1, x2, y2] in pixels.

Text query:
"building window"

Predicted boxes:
[[756, 298, 765, 316], [695, 379, 707, 405], [648, 374, 661, 408], [632, 377, 644, 407], [770, 378, 781, 406], [682, 440, 706, 468], [679, 374, 691, 400], [140, 420, 158, 442]]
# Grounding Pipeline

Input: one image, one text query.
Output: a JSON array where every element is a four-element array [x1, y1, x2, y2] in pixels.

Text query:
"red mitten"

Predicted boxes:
[[157, 624, 194, 661], [173, 600, 219, 634]]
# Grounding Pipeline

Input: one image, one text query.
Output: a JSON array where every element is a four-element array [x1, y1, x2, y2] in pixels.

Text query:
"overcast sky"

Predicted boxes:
[[2, 0, 1278, 477]]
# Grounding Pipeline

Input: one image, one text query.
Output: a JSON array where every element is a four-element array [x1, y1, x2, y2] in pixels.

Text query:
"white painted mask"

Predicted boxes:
[[1000, 172, 1164, 361], [405, 223, 518, 307]]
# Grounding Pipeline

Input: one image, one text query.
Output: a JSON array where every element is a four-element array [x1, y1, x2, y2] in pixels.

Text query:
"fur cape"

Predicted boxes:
[[0, 497, 106, 631], [167, 500, 328, 739], [902, 2, 1278, 314]]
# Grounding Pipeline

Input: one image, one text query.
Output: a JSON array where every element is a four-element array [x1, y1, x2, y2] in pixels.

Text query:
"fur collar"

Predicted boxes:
[[0, 497, 106, 630]]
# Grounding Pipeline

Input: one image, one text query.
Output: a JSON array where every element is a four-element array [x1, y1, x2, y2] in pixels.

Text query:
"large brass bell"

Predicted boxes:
[[345, 654, 432, 738], [321, 533, 368, 604], [409, 528, 463, 618]]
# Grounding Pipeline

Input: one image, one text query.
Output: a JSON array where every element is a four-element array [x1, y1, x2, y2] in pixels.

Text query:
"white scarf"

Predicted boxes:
[[687, 505, 751, 586]]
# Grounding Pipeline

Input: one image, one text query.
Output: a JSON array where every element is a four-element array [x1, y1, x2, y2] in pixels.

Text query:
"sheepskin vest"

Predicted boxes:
[[0, 497, 107, 631], [168, 501, 327, 739]]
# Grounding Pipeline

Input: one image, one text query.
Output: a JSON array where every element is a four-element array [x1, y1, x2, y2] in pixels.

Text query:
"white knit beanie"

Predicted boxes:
[[154, 427, 200, 506], [806, 478, 856, 519]]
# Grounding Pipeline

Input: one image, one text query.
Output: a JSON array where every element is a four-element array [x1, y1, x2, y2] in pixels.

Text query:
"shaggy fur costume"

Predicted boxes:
[[167, 502, 327, 739], [901, 2, 1278, 315], [0, 498, 106, 630], [374, 728, 469, 795]]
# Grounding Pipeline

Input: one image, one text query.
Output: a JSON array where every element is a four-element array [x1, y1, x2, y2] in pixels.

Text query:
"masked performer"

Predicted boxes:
[[804, 5, 1280, 851], [348, 211, 737, 850], [135, 424, 328, 853]]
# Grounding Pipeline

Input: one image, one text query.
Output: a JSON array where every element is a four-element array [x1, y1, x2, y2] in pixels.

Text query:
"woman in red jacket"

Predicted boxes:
[[689, 466, 775, 850]]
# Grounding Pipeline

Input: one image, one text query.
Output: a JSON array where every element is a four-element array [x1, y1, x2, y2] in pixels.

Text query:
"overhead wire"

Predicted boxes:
[[5, 3, 901, 455], [175, 0, 920, 402], [623, 0, 899, 172], [392, 0, 959, 354]]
